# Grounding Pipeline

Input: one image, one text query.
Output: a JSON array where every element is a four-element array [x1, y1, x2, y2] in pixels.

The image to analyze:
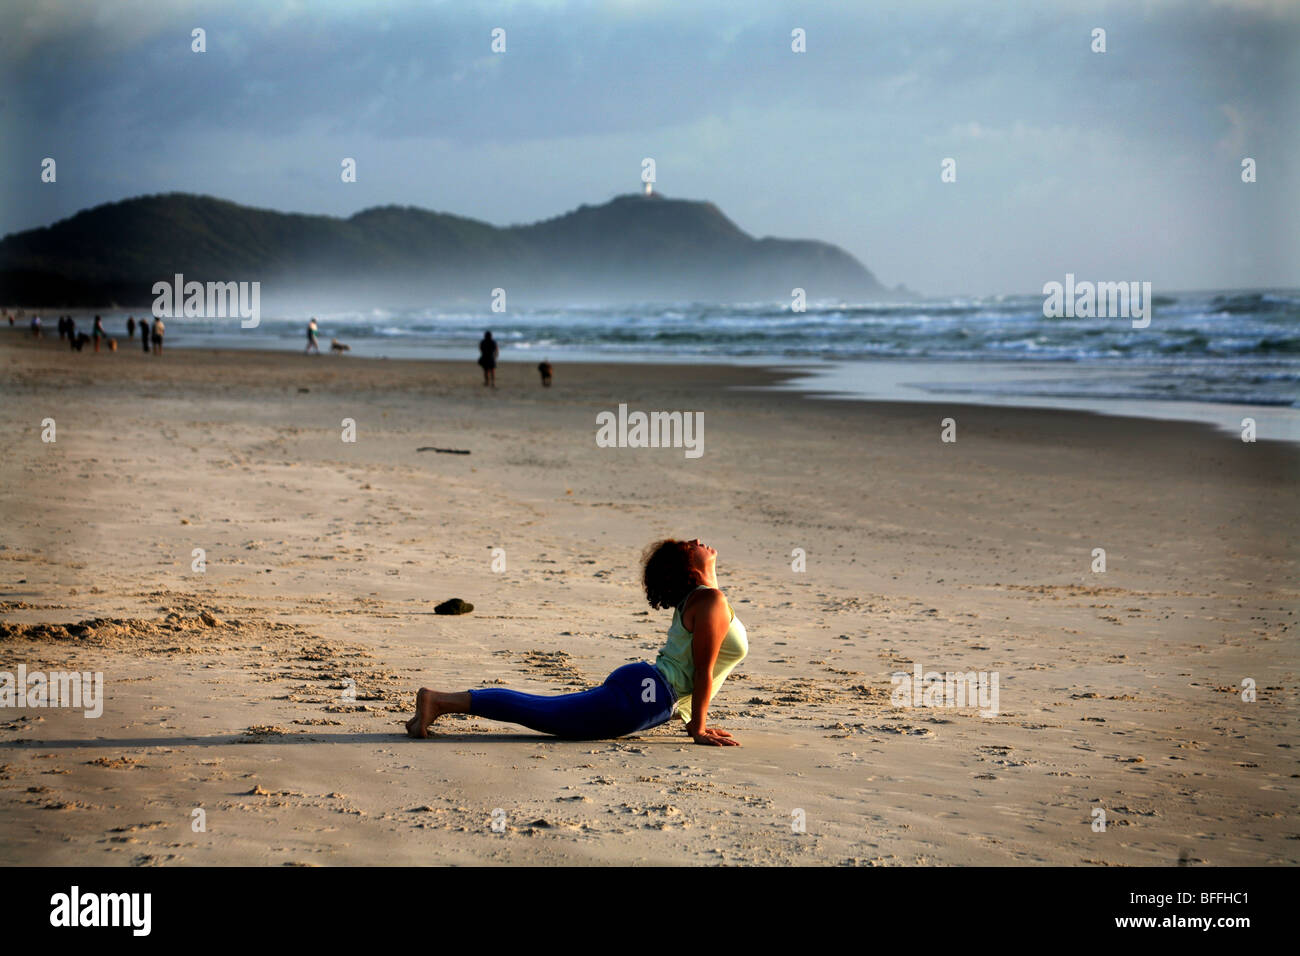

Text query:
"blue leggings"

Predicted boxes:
[[468, 662, 677, 740]]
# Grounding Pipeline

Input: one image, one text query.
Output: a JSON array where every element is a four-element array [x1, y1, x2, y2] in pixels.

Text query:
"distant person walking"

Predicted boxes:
[[127, 316, 136, 339], [478, 331, 498, 388], [538, 360, 553, 387], [141, 319, 151, 353], [92, 315, 106, 353], [30, 315, 42, 338], [306, 317, 320, 354], [151, 317, 165, 355]]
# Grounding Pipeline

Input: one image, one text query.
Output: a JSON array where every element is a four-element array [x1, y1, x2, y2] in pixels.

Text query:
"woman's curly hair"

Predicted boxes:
[[641, 539, 695, 610]]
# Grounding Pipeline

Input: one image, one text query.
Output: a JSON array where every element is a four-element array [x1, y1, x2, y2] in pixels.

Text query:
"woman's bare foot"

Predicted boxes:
[[405, 688, 444, 738]]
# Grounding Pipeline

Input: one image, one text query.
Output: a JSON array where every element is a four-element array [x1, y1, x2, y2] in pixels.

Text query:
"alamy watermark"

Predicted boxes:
[[152, 273, 260, 328], [1, 665, 103, 717], [891, 662, 999, 717], [595, 403, 703, 459], [1042, 273, 1152, 329], [49, 886, 150, 935]]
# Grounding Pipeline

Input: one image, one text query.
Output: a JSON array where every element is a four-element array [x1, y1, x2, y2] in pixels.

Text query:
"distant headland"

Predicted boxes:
[[0, 192, 892, 308]]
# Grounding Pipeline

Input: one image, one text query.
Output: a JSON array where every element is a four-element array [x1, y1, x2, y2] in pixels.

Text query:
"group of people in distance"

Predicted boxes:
[[478, 330, 553, 388], [16, 312, 553, 382], [31, 313, 166, 354], [122, 314, 166, 354], [128, 315, 165, 353]]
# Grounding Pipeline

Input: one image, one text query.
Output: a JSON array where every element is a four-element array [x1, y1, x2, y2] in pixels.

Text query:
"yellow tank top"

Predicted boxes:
[[653, 585, 748, 723]]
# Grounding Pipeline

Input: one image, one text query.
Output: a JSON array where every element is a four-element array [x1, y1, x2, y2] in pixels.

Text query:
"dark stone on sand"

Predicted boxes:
[[434, 598, 474, 615]]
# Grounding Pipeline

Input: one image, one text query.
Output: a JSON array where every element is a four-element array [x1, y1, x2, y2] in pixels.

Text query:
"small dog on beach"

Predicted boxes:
[[330, 338, 350, 353], [71, 331, 91, 352], [538, 360, 553, 386]]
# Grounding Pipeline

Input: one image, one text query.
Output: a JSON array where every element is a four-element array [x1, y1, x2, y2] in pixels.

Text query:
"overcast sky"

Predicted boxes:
[[2, 0, 1296, 296]]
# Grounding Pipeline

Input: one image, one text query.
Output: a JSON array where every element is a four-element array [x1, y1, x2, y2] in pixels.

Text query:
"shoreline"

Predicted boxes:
[[3, 326, 1294, 447]]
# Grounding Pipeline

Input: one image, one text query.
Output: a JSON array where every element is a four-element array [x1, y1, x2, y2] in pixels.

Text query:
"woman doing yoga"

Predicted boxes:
[[405, 538, 747, 746]]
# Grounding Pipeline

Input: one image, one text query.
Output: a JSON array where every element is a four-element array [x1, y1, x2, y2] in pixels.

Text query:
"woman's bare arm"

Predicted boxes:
[[684, 588, 740, 746]]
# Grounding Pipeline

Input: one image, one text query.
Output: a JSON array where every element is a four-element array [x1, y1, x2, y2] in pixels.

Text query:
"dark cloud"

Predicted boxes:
[[2, 0, 1296, 294]]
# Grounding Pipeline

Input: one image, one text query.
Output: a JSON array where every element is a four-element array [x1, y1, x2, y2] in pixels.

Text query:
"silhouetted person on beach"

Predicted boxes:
[[92, 315, 106, 352], [306, 317, 320, 354], [152, 317, 164, 354], [127, 316, 136, 339], [141, 321, 151, 353], [478, 331, 498, 387], [30, 315, 42, 338], [538, 360, 553, 387]]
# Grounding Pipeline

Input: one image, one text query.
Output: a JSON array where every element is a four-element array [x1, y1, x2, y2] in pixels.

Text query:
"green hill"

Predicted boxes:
[[0, 192, 885, 307]]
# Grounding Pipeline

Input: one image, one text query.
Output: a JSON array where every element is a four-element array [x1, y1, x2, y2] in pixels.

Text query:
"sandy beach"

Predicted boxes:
[[0, 328, 1295, 866]]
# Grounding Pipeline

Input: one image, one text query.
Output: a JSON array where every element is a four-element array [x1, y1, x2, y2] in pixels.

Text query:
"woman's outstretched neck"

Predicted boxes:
[[692, 572, 720, 590]]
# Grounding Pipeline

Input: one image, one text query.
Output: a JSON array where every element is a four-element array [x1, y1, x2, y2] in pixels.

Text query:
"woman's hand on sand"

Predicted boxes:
[[688, 723, 740, 746]]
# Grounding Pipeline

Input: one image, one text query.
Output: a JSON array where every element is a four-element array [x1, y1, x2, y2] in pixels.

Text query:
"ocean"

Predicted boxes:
[[89, 288, 1300, 441]]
